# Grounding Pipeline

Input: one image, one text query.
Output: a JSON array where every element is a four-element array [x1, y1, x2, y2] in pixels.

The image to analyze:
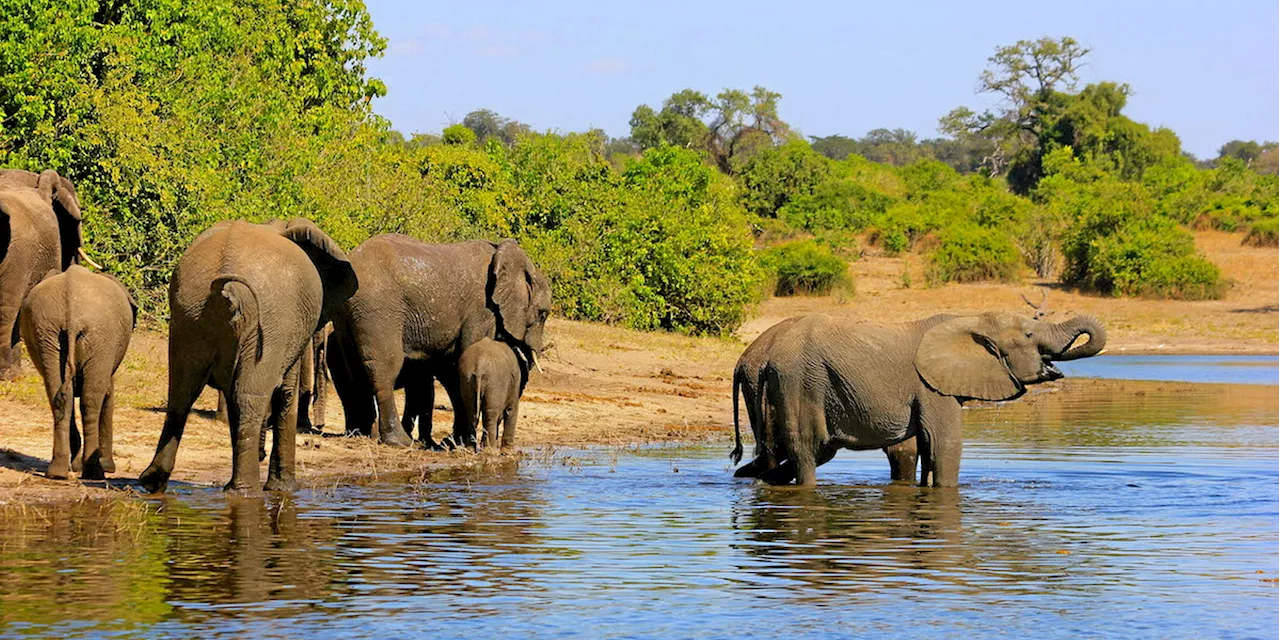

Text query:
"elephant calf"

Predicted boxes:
[[456, 338, 529, 451], [20, 265, 136, 480]]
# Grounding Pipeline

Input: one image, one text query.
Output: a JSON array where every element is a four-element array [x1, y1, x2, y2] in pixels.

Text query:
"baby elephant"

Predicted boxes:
[[20, 265, 136, 480], [456, 338, 529, 451]]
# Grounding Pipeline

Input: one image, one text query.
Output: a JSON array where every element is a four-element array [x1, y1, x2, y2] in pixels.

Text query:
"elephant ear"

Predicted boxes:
[[915, 316, 1024, 402], [279, 218, 357, 329], [490, 239, 534, 342], [36, 170, 84, 270]]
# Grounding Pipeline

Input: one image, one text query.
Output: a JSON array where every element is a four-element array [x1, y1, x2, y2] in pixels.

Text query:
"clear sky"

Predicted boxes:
[[364, 0, 1278, 159]]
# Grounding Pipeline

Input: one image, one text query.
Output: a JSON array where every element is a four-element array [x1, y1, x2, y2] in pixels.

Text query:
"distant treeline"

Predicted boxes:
[[1, 4, 1275, 334]]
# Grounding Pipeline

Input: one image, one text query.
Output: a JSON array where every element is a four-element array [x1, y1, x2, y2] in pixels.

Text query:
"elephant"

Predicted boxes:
[[138, 218, 357, 493], [19, 265, 136, 480], [457, 337, 529, 451], [0, 169, 94, 379], [731, 317, 920, 482], [327, 235, 551, 449], [739, 311, 1106, 487]]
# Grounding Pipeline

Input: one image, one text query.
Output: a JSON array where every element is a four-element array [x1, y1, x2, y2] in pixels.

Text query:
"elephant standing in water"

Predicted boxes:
[[0, 169, 95, 380], [738, 311, 1105, 487], [20, 265, 136, 480], [731, 317, 919, 482], [139, 218, 357, 493], [327, 235, 551, 449]]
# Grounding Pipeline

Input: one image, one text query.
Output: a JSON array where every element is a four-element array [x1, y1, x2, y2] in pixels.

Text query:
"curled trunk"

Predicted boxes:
[[1045, 315, 1107, 361]]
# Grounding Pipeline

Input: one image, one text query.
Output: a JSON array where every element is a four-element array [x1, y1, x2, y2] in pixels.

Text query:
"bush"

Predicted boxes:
[[927, 224, 1021, 284], [442, 124, 477, 146], [1243, 218, 1279, 247], [1080, 216, 1224, 299], [760, 240, 851, 296]]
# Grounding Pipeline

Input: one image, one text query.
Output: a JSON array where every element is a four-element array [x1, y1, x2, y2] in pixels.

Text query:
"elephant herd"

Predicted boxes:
[[1, 169, 552, 493], [1, 168, 1108, 493]]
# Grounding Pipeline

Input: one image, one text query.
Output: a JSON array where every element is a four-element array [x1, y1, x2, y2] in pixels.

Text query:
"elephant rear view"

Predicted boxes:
[[0, 169, 91, 379], [20, 265, 136, 480], [139, 218, 357, 493]]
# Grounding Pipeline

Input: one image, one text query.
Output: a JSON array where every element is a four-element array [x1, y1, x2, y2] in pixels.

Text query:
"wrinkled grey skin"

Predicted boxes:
[[746, 311, 1106, 487], [731, 317, 920, 482], [216, 322, 331, 435], [139, 218, 357, 493], [0, 169, 86, 379], [457, 338, 529, 450], [20, 265, 136, 480], [328, 235, 551, 449]]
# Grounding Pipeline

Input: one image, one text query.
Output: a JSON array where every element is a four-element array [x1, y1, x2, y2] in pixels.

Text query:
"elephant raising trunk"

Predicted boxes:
[[1044, 315, 1107, 361]]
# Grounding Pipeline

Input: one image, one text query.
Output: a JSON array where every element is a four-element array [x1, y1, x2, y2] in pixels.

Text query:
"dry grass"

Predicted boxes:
[[0, 230, 1274, 503]]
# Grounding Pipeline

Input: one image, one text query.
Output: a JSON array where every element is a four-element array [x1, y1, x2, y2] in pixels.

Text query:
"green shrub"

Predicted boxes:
[[1077, 215, 1225, 299], [1243, 218, 1279, 247], [926, 224, 1021, 284], [881, 229, 909, 255], [442, 124, 477, 146], [760, 240, 851, 296]]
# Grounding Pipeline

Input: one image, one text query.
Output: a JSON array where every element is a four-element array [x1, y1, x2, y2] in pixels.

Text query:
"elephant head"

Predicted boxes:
[[915, 312, 1107, 401], [276, 218, 358, 330], [490, 239, 552, 354]]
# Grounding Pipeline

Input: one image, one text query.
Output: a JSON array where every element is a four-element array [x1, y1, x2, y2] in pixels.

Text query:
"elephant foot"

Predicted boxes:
[[263, 476, 298, 492], [71, 455, 83, 473], [138, 465, 171, 494], [222, 479, 262, 493], [80, 460, 105, 481], [46, 460, 71, 480], [101, 457, 116, 474], [759, 460, 797, 486], [378, 425, 413, 448]]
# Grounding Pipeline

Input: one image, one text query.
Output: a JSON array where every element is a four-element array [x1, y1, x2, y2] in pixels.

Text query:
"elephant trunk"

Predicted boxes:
[[1044, 315, 1107, 362]]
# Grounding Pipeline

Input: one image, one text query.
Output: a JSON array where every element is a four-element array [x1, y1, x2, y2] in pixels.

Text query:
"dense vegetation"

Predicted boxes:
[[1, 4, 1274, 334]]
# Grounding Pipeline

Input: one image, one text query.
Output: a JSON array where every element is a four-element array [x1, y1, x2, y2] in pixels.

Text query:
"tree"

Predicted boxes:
[[939, 36, 1091, 190], [1217, 140, 1279, 168], [809, 135, 860, 160], [629, 86, 793, 173], [462, 109, 531, 146]]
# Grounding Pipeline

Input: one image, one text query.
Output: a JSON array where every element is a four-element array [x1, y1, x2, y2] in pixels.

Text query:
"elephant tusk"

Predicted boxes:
[[77, 247, 103, 270], [531, 350, 544, 374]]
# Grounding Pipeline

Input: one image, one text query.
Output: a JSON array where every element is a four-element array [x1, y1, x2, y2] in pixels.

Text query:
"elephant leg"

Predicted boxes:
[[216, 391, 229, 425], [885, 437, 918, 483], [139, 365, 209, 494], [759, 460, 797, 485], [500, 403, 518, 451], [792, 408, 824, 487], [265, 359, 301, 492], [480, 398, 502, 452], [410, 378, 438, 448], [227, 389, 271, 492], [366, 355, 412, 447], [917, 398, 962, 488], [313, 339, 329, 432], [437, 368, 471, 447], [69, 400, 82, 473], [0, 304, 22, 381], [43, 368, 73, 480], [296, 338, 315, 435], [99, 383, 116, 474], [328, 336, 372, 437], [77, 387, 107, 481]]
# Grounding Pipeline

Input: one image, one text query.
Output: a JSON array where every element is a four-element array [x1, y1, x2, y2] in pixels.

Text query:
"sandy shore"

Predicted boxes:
[[0, 229, 1274, 503]]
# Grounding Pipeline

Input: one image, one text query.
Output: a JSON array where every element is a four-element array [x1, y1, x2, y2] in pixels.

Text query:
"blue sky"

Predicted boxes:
[[364, 0, 1278, 159]]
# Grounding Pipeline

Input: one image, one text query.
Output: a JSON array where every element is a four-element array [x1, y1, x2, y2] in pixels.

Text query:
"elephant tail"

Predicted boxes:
[[212, 274, 264, 364], [730, 367, 744, 464], [53, 329, 77, 421]]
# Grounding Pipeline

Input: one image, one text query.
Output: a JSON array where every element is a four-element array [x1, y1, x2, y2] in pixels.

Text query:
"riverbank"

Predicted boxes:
[[0, 230, 1274, 504]]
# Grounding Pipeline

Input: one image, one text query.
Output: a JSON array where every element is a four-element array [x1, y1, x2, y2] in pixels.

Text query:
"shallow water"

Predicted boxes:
[[0, 374, 1276, 638]]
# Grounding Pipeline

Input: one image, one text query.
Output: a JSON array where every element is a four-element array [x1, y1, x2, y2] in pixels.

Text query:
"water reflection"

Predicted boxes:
[[0, 375, 1276, 638]]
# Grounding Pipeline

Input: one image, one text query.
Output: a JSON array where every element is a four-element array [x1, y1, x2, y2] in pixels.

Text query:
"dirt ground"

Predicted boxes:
[[0, 230, 1274, 503]]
